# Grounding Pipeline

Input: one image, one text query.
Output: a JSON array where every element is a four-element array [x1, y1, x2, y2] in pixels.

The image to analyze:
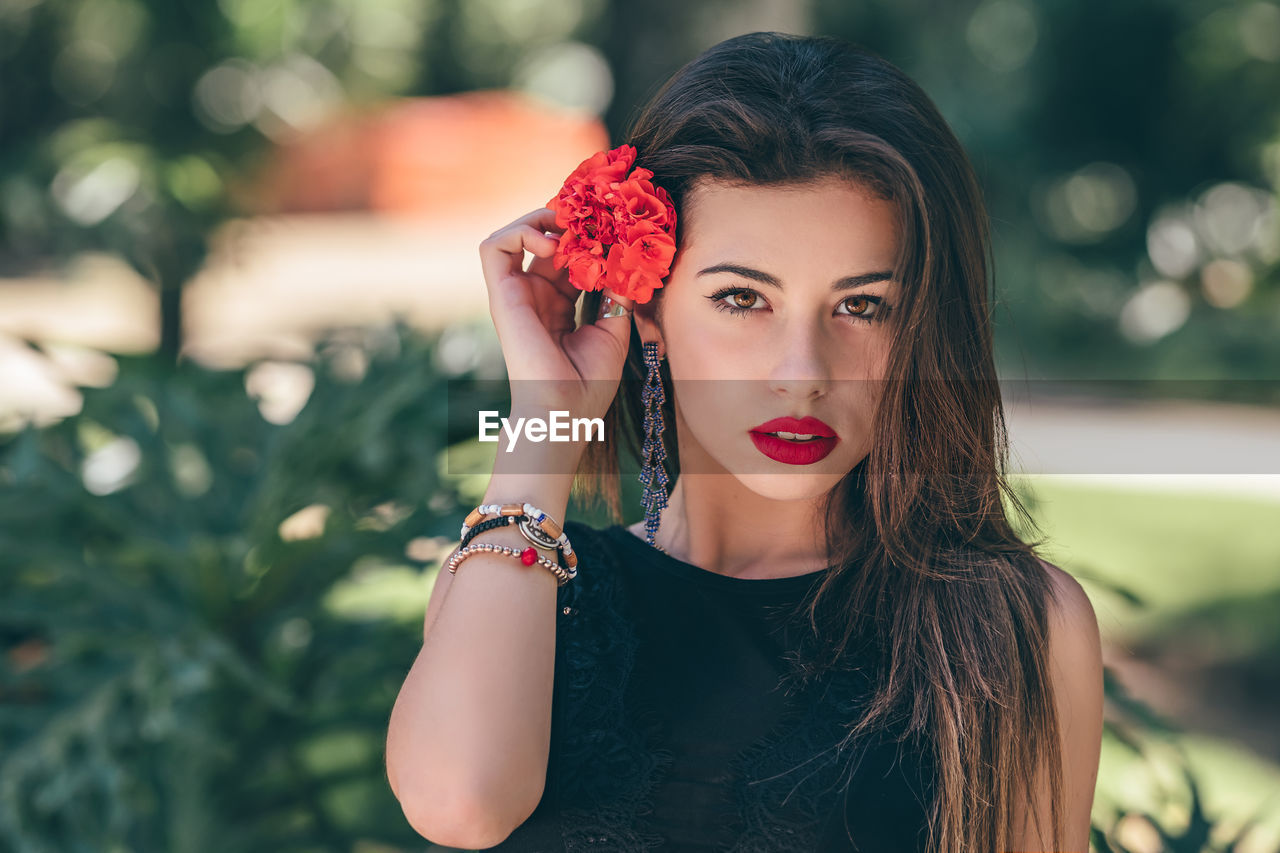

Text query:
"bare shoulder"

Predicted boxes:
[[1033, 556, 1104, 686], [1035, 557, 1102, 653], [1009, 556, 1104, 851]]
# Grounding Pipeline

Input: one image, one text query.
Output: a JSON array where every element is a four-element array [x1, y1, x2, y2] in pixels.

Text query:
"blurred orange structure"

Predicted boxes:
[[256, 89, 611, 218]]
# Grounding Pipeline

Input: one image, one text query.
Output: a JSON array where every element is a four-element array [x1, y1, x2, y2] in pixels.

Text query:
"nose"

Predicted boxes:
[[767, 319, 832, 402]]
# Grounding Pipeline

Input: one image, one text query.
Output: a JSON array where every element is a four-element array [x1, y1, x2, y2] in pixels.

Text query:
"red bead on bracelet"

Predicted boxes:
[[520, 547, 538, 566]]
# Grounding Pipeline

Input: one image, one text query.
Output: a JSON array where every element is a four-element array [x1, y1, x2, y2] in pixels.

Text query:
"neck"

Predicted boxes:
[[644, 475, 830, 580]]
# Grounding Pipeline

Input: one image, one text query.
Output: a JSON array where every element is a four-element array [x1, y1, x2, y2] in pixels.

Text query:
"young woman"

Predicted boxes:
[[387, 31, 1104, 853]]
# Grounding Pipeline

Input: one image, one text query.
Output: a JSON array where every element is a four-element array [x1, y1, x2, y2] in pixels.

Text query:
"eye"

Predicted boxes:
[[708, 287, 765, 315], [835, 294, 888, 323], [707, 287, 892, 324]]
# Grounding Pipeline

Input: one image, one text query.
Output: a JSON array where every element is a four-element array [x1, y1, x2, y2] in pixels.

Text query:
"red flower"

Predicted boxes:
[[604, 220, 676, 304], [547, 143, 677, 304]]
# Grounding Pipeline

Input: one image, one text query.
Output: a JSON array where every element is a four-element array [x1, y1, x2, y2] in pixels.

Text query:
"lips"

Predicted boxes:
[[748, 415, 839, 465], [750, 415, 837, 438]]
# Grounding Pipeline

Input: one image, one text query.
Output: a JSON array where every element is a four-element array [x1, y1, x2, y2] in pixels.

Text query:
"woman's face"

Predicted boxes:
[[643, 175, 901, 502]]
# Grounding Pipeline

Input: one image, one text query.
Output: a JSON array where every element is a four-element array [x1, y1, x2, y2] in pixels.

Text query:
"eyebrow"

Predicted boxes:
[[695, 262, 893, 291]]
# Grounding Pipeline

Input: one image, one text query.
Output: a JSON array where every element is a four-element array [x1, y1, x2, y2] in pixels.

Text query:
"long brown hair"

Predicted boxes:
[[572, 31, 1064, 852]]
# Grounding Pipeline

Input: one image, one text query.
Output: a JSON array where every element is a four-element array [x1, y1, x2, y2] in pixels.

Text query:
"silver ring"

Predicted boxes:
[[597, 295, 631, 320]]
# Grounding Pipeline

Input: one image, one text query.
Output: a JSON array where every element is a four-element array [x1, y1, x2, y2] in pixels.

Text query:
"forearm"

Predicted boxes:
[[386, 442, 583, 845]]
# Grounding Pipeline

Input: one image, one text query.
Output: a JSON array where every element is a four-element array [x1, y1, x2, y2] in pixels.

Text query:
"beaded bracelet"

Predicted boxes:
[[461, 502, 578, 570], [460, 515, 523, 550], [446, 540, 573, 586]]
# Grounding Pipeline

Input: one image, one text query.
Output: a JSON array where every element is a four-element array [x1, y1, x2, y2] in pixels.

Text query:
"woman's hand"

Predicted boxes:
[[478, 206, 634, 420]]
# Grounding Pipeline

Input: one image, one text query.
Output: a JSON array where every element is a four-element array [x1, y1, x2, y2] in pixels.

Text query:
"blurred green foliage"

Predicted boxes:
[[810, 0, 1280, 390], [1090, 762, 1265, 853], [0, 0, 437, 357], [0, 322, 492, 852]]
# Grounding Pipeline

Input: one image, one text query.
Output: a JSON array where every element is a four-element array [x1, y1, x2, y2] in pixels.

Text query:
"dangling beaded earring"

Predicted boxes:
[[639, 341, 669, 550]]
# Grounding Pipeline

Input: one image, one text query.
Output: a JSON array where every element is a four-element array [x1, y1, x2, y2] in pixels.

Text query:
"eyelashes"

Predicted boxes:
[[706, 286, 892, 324]]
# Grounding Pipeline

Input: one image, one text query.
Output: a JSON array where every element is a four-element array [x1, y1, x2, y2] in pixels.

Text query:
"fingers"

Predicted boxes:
[[481, 208, 579, 296], [479, 222, 559, 290], [478, 209, 572, 343], [584, 286, 633, 363], [526, 239, 581, 305], [490, 205, 559, 237]]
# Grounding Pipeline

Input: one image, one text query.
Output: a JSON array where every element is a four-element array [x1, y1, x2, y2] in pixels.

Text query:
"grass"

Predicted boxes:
[[1014, 475, 1280, 850], [1010, 475, 1280, 639]]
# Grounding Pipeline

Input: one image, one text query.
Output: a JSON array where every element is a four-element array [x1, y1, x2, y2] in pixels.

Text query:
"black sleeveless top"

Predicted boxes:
[[491, 521, 935, 852]]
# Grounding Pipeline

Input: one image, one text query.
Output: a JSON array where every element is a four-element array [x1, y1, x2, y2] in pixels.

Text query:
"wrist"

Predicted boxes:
[[488, 410, 588, 477], [481, 465, 576, 521]]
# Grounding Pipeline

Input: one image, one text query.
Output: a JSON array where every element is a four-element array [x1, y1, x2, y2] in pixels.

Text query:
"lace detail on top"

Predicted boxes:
[[495, 522, 934, 852], [546, 523, 677, 850], [724, 654, 933, 851]]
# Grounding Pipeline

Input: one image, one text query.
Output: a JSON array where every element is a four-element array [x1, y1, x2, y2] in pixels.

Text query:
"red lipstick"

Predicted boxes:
[[747, 415, 839, 465]]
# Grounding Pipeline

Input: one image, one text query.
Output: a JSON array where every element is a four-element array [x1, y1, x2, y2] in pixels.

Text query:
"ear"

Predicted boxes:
[[633, 291, 666, 358]]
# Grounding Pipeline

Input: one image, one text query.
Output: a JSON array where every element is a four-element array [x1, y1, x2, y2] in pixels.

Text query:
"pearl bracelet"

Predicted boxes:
[[446, 540, 573, 586]]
